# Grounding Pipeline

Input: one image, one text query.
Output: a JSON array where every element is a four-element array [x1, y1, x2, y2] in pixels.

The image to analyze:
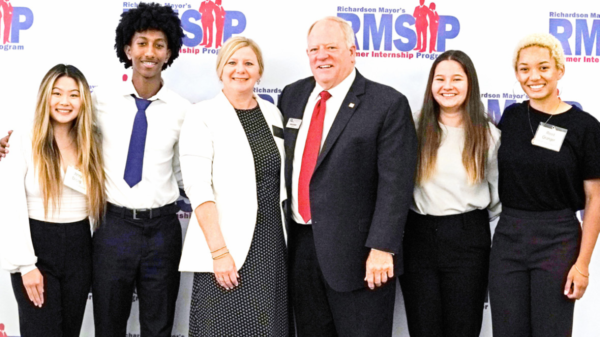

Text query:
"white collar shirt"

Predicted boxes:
[[93, 80, 190, 209], [292, 68, 356, 224]]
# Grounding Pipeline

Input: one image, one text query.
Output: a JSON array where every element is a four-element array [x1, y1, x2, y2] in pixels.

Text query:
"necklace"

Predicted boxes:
[[527, 99, 562, 138]]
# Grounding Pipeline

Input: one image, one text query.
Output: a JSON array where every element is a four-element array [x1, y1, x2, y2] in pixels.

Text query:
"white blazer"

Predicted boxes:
[[178, 92, 287, 273]]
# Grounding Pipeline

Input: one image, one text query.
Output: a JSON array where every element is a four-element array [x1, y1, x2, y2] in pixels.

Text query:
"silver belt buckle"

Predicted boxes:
[[132, 208, 148, 220]]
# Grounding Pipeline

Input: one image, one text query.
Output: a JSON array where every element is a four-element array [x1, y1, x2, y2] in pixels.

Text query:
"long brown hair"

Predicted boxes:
[[416, 50, 490, 185], [32, 64, 106, 227]]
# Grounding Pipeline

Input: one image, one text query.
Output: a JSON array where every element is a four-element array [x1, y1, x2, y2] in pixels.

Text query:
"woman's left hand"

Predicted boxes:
[[213, 253, 239, 290], [564, 264, 589, 300]]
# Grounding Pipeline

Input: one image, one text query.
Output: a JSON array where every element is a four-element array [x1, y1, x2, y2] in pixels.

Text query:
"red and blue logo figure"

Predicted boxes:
[[182, 0, 246, 48], [198, 0, 226, 48], [123, 1, 245, 50], [213, 0, 226, 48], [1, 0, 13, 44], [199, 0, 215, 47], [0, 0, 33, 45], [413, 0, 439, 53], [337, 0, 459, 54], [413, 0, 427, 52]]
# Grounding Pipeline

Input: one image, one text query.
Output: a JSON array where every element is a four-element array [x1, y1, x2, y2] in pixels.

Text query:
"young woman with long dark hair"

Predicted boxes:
[[401, 50, 500, 337]]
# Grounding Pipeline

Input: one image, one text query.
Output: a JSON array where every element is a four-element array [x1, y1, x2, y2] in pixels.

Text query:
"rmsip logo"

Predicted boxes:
[[0, 0, 33, 49], [181, 0, 246, 52], [550, 12, 600, 63], [123, 1, 246, 55], [337, 0, 460, 60]]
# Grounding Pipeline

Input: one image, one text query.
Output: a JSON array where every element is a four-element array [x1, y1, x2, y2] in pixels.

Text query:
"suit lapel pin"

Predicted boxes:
[[349, 103, 355, 108]]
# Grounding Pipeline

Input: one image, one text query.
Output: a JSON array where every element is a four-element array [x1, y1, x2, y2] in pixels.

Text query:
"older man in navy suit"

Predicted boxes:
[[278, 16, 418, 336]]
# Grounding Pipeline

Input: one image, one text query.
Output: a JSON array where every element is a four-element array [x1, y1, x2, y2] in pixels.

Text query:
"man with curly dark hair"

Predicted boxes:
[[90, 3, 190, 337]]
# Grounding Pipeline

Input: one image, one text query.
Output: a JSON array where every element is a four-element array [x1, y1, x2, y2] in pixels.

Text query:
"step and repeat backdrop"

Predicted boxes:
[[1, 0, 599, 336]]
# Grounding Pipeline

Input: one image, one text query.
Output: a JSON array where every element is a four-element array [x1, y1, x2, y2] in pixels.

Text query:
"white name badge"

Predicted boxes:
[[286, 118, 302, 129], [64, 166, 87, 195], [531, 122, 567, 152]]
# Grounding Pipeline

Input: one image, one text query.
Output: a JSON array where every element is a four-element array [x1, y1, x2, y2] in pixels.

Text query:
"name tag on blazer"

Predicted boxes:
[[286, 118, 302, 129], [272, 125, 284, 139]]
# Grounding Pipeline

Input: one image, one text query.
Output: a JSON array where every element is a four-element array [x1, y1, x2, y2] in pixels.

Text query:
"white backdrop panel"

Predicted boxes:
[[0, 0, 599, 336]]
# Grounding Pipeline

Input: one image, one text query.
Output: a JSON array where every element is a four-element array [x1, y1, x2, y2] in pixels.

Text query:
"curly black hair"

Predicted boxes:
[[115, 2, 185, 70]]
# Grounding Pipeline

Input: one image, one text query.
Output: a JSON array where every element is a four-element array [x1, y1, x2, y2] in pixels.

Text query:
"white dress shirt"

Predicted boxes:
[[292, 69, 357, 224], [0, 128, 88, 274], [93, 80, 190, 209], [411, 121, 502, 220]]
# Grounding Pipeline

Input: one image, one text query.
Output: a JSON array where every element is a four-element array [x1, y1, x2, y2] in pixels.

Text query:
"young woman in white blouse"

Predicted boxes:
[[401, 50, 500, 337], [0, 64, 105, 337]]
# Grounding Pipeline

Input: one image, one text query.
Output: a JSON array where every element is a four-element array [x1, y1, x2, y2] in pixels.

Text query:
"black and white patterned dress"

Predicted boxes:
[[189, 106, 293, 336]]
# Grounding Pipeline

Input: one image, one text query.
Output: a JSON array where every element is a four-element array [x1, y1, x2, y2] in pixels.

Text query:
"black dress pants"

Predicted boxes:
[[289, 221, 395, 337], [489, 207, 580, 337], [92, 210, 182, 337], [11, 218, 92, 337], [400, 209, 490, 337]]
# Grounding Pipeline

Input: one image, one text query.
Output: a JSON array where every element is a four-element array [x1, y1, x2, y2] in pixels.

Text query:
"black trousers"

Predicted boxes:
[[92, 210, 182, 337], [11, 218, 92, 337], [489, 207, 581, 337], [289, 221, 395, 337], [400, 209, 490, 337]]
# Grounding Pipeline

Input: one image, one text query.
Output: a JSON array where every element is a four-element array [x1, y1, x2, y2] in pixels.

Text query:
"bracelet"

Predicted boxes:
[[213, 253, 230, 260], [212, 251, 230, 260], [574, 265, 590, 278], [210, 246, 227, 254]]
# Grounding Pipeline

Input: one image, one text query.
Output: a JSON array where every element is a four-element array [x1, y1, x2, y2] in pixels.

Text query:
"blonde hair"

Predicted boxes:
[[216, 36, 264, 80], [513, 33, 566, 71], [32, 64, 106, 227], [308, 16, 355, 48]]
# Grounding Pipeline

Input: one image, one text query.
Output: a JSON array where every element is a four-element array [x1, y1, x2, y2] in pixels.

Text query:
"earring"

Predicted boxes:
[[257, 79, 261, 85], [556, 85, 564, 98]]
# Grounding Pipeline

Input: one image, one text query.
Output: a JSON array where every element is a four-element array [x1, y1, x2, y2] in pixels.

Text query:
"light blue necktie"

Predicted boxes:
[[124, 95, 152, 187]]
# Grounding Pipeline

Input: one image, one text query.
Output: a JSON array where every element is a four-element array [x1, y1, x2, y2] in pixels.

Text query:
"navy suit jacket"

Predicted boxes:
[[279, 70, 417, 292]]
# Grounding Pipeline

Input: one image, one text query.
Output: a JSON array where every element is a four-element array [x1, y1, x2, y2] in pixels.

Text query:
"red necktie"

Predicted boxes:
[[298, 91, 332, 223]]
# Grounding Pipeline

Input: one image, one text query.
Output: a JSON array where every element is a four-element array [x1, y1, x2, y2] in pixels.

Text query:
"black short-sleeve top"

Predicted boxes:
[[498, 101, 600, 212]]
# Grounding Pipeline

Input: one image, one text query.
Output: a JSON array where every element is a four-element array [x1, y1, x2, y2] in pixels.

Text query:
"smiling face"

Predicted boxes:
[[221, 46, 260, 96], [49, 76, 81, 127], [307, 20, 356, 90], [431, 60, 469, 114], [516, 46, 564, 103], [125, 30, 171, 82]]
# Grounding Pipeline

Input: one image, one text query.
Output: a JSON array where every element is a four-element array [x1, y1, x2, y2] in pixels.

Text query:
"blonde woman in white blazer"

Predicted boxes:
[[178, 37, 292, 336]]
